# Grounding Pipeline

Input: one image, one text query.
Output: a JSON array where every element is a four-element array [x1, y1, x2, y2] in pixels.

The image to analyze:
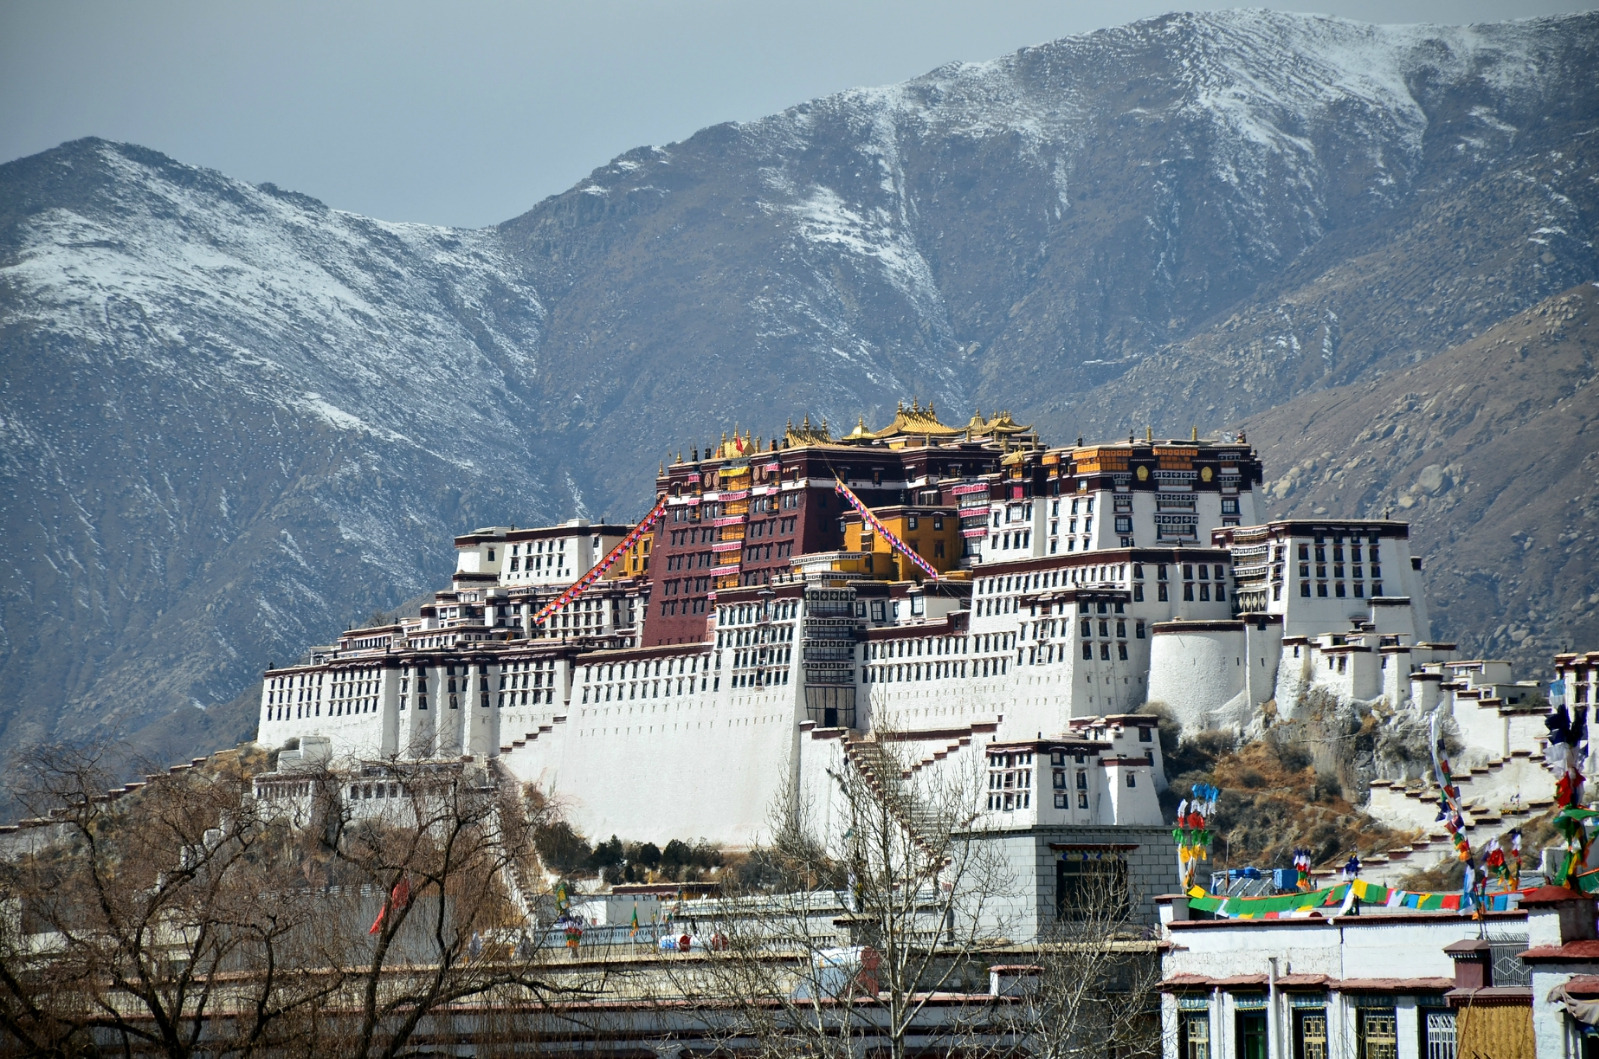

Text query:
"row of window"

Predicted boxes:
[[1299, 581, 1384, 598], [865, 657, 1011, 683], [581, 676, 715, 703], [867, 632, 1016, 658], [1176, 1002, 1453, 1059]]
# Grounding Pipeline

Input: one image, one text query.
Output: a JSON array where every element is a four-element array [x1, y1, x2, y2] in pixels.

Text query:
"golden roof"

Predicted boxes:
[[966, 408, 1032, 436], [713, 429, 759, 460], [783, 414, 832, 447], [858, 398, 964, 442]]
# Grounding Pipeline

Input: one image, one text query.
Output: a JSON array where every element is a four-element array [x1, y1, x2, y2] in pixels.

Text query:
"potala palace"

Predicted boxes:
[[252, 403, 1596, 878]]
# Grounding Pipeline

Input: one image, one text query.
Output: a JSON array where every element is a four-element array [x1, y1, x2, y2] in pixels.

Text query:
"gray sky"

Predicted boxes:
[[2, 0, 1590, 228]]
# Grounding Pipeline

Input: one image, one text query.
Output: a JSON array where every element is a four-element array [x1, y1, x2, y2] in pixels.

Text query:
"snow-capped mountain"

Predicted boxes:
[[1, 11, 1595, 764]]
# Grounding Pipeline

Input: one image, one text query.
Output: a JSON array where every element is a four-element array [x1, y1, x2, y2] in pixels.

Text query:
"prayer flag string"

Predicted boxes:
[[531, 496, 668, 628], [833, 479, 941, 581]]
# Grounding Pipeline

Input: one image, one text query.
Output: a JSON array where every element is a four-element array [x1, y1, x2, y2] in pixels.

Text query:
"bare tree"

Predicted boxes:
[[1016, 861, 1163, 1059], [251, 759, 581, 1058], [658, 731, 1023, 1059], [0, 743, 331, 1059], [0, 748, 583, 1059]]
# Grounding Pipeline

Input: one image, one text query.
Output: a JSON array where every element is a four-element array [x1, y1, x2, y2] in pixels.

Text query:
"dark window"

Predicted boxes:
[[1236, 1011, 1267, 1059], [1056, 856, 1128, 920], [1180, 1012, 1212, 1059], [1357, 1009, 1397, 1059]]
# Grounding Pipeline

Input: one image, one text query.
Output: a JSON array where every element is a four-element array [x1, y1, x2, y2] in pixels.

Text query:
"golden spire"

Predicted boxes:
[[1191, 426, 1199, 442], [1146, 426, 1153, 442]]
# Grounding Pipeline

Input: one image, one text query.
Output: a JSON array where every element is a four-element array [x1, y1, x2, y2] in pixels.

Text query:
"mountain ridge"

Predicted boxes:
[[1, 9, 1595, 772]]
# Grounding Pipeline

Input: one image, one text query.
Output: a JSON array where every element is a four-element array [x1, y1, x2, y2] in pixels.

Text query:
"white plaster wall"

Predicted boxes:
[[1274, 643, 1315, 716], [1453, 700, 1511, 759], [1370, 598, 1418, 639], [1147, 628, 1247, 733], [1382, 650, 1412, 706], [1104, 760, 1162, 824], [503, 673, 802, 848], [1241, 621, 1283, 710]]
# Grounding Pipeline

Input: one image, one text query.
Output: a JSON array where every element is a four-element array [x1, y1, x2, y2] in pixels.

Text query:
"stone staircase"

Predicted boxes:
[[1328, 749, 1558, 887], [899, 719, 999, 778], [499, 713, 568, 755], [842, 735, 949, 859], [489, 757, 542, 922]]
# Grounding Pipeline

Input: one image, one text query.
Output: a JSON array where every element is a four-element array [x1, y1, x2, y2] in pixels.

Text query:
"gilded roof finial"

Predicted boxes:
[[1146, 426, 1153, 442], [927, 398, 935, 416], [897, 400, 904, 414], [1191, 426, 1199, 442]]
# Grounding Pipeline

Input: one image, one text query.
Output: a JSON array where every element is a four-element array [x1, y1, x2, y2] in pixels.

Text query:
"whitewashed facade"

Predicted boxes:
[[252, 430, 1445, 853]]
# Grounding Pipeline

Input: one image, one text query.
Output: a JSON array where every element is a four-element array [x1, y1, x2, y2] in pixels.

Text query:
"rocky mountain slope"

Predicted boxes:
[[1243, 282, 1599, 673], [0, 11, 1595, 769], [0, 142, 557, 759]]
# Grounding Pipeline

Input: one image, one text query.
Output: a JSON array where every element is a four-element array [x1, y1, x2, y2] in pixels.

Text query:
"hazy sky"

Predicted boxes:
[[2, 1, 1590, 227]]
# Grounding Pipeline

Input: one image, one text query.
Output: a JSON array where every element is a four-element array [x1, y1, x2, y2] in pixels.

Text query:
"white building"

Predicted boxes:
[[1157, 884, 1599, 1059], [249, 422, 1447, 868]]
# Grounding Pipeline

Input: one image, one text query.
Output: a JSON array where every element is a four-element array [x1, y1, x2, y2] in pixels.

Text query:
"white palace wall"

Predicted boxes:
[[251, 513, 1445, 850]]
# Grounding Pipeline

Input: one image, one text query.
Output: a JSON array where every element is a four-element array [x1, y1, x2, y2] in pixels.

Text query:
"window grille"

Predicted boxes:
[[1423, 1010, 1457, 1059], [1488, 932, 1531, 987], [1358, 1010, 1398, 1059], [1295, 1011, 1327, 1059], [1178, 1011, 1209, 1059]]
